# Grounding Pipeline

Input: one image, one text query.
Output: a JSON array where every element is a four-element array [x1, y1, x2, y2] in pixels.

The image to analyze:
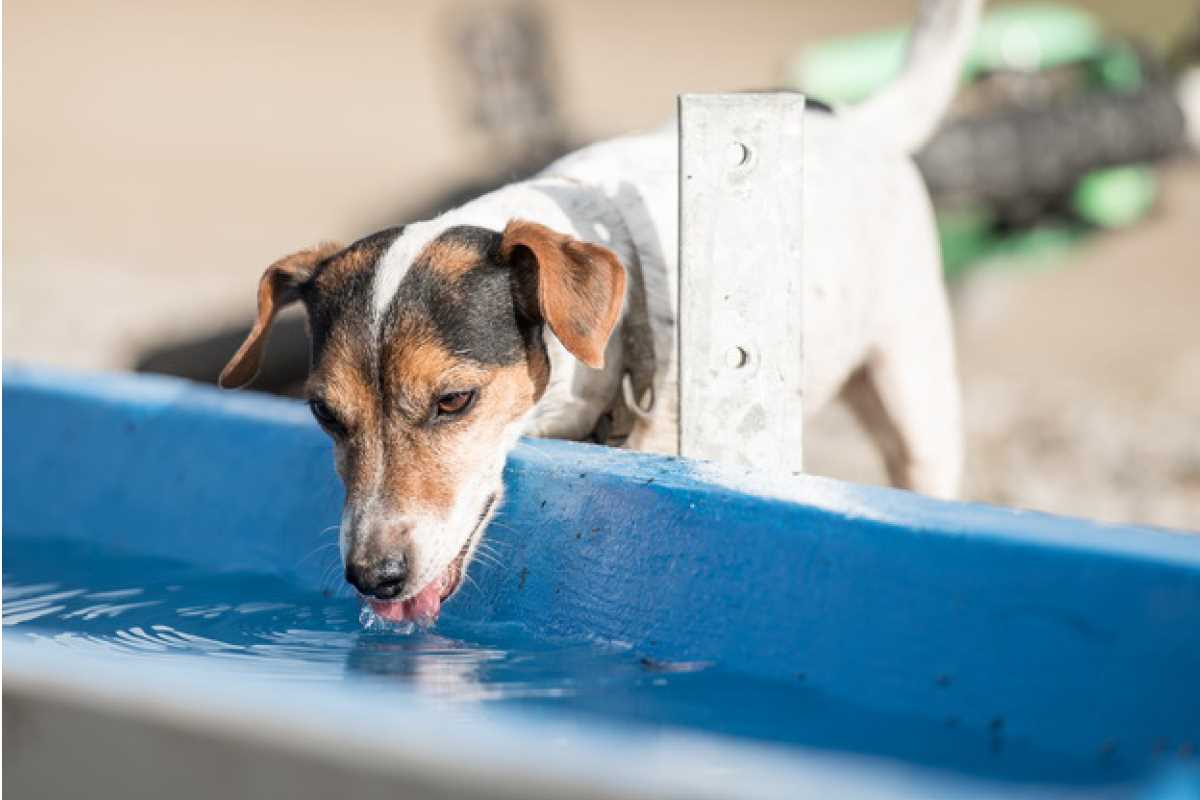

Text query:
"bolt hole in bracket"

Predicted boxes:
[[678, 93, 805, 472]]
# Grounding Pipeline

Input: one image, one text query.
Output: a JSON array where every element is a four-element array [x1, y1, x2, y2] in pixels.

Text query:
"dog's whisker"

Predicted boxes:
[[459, 571, 482, 595], [325, 572, 354, 598], [483, 522, 522, 538], [298, 540, 339, 566], [472, 541, 508, 562], [478, 546, 509, 563], [470, 551, 502, 569], [477, 534, 511, 554], [318, 558, 345, 593]]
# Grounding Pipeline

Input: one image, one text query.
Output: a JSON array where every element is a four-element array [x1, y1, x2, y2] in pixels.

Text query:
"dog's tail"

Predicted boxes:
[[841, 0, 982, 154]]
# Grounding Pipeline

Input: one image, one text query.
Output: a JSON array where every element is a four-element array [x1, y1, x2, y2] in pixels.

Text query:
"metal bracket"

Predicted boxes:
[[678, 93, 805, 472]]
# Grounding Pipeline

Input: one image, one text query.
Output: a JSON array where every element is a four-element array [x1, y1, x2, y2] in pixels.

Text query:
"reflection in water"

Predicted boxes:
[[346, 632, 517, 702], [2, 536, 1153, 786], [2, 536, 638, 701]]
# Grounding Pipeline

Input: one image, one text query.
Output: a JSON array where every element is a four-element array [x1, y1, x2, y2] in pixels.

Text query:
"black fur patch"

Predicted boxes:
[[301, 226, 404, 369], [805, 96, 834, 114], [380, 225, 528, 367]]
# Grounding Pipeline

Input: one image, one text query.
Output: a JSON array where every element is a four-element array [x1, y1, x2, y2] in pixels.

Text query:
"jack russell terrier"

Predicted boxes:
[[221, 0, 979, 625]]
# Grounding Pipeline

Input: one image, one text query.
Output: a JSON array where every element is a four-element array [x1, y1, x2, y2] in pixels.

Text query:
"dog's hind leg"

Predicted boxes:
[[840, 310, 963, 499]]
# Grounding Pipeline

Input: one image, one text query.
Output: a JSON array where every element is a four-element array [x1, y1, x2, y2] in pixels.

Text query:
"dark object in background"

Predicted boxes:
[[136, 315, 312, 397], [1167, 4, 1200, 76], [453, 2, 570, 173], [917, 69, 1187, 225]]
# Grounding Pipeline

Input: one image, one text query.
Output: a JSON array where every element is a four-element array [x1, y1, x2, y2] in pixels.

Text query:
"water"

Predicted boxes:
[[0, 536, 1144, 787]]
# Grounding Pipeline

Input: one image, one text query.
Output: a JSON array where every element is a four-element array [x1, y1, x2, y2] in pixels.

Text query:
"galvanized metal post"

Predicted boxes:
[[678, 93, 805, 472]]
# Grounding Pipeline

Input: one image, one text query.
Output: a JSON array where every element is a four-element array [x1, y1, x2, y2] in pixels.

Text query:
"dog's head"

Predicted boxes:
[[221, 221, 625, 624]]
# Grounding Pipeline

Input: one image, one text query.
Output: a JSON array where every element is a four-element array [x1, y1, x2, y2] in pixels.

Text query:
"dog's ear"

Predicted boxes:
[[219, 243, 341, 389], [499, 219, 626, 369]]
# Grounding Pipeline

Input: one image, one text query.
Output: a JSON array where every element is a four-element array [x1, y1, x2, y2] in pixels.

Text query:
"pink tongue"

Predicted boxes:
[[369, 577, 443, 626]]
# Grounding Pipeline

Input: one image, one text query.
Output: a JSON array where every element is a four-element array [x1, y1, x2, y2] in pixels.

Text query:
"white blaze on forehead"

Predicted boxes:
[[372, 222, 437, 324]]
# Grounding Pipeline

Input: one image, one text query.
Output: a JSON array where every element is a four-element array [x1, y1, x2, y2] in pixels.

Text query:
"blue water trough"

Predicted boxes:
[[4, 366, 1199, 799]]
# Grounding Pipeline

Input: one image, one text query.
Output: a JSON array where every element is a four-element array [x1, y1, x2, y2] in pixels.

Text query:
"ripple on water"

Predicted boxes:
[[1, 535, 1151, 785]]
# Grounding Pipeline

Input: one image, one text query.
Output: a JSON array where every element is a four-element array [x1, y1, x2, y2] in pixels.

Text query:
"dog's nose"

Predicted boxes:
[[344, 557, 408, 600]]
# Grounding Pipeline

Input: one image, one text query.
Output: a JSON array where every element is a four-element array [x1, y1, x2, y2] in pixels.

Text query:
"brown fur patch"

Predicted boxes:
[[383, 315, 476, 421], [525, 331, 551, 400], [499, 219, 626, 369], [372, 348, 541, 520], [478, 362, 543, 429], [306, 329, 379, 494], [310, 333, 375, 427], [219, 241, 342, 389], [379, 433, 456, 522], [374, 361, 540, 522], [307, 237, 383, 295], [414, 236, 488, 279]]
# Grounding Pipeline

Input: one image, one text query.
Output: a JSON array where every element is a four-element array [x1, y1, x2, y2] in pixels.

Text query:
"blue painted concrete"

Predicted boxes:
[[4, 365, 1199, 794]]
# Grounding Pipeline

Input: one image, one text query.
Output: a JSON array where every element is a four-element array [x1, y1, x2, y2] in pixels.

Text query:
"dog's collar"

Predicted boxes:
[[527, 175, 660, 448], [575, 181, 658, 445]]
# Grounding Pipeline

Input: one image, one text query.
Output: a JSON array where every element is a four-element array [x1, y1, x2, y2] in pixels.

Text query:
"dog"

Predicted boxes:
[[220, 0, 979, 625]]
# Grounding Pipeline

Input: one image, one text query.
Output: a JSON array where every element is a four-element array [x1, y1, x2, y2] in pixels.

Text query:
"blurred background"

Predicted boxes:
[[4, 0, 1198, 530]]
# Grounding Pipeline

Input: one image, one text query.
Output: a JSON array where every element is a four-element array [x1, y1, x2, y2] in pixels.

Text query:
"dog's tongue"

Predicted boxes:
[[369, 577, 443, 626]]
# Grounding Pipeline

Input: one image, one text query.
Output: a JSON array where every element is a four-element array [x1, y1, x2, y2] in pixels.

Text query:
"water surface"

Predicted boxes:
[[2, 535, 1145, 787]]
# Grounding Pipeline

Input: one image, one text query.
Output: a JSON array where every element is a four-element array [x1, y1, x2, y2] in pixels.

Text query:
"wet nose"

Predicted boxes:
[[345, 557, 408, 600]]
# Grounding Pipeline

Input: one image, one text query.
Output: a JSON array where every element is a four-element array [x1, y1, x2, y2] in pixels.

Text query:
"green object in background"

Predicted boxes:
[[792, 2, 1165, 281], [937, 209, 994, 279], [789, 29, 908, 105], [936, 166, 1156, 276], [969, 4, 1103, 75], [938, 212, 1086, 279], [1072, 165, 1157, 228], [1094, 40, 1145, 90], [789, 3, 1105, 105], [976, 224, 1085, 269]]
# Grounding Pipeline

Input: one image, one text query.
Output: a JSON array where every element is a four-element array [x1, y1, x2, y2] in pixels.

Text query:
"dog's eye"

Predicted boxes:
[[308, 399, 344, 434], [435, 389, 476, 418]]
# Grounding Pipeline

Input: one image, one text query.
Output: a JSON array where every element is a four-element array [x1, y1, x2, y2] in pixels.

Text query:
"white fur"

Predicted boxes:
[[843, 0, 982, 153], [372, 224, 429, 321], [1179, 67, 1200, 152]]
